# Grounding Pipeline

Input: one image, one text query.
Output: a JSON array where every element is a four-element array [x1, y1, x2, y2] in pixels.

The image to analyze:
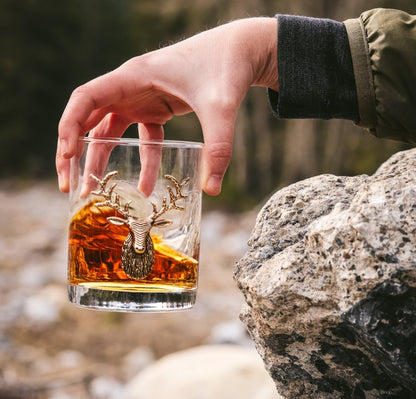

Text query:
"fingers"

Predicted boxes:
[[137, 123, 164, 196], [58, 72, 127, 153], [80, 114, 131, 198], [201, 139, 234, 196], [57, 71, 129, 192], [197, 106, 236, 196], [56, 140, 71, 193]]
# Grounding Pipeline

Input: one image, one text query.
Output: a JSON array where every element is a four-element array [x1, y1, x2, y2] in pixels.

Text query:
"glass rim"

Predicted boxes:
[[79, 136, 203, 149]]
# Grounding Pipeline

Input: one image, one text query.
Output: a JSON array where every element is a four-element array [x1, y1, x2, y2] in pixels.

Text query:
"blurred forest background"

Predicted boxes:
[[1, 0, 415, 210]]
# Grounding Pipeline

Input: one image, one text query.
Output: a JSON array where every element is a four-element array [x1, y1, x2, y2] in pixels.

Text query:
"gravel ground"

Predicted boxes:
[[0, 181, 257, 398]]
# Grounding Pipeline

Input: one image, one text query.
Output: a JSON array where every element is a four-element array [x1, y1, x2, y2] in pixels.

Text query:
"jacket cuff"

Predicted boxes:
[[343, 17, 377, 130], [269, 14, 358, 121]]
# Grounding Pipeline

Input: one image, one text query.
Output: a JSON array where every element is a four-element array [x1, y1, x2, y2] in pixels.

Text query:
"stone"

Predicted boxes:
[[23, 284, 67, 325], [122, 345, 281, 399], [235, 148, 416, 398], [89, 376, 124, 399], [122, 347, 155, 380], [208, 320, 254, 347]]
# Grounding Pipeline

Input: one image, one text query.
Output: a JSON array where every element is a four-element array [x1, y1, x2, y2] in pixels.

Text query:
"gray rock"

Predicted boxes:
[[235, 148, 416, 398]]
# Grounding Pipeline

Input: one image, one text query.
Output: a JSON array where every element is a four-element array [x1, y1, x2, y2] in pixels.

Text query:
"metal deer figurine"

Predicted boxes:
[[90, 171, 190, 280]]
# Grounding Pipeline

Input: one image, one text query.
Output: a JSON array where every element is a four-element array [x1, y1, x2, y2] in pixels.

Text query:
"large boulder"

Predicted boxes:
[[235, 148, 416, 398], [123, 345, 280, 399]]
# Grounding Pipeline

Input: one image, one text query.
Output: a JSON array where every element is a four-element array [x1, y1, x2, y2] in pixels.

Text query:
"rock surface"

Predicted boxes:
[[235, 148, 416, 398]]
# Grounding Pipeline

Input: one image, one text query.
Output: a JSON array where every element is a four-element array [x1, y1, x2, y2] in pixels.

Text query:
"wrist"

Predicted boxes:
[[239, 17, 278, 91]]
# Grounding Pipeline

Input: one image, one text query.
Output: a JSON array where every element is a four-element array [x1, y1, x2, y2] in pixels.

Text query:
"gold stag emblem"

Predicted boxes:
[[89, 171, 190, 280]]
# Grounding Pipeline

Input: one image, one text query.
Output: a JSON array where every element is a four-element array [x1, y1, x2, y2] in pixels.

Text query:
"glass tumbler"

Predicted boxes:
[[67, 137, 203, 312]]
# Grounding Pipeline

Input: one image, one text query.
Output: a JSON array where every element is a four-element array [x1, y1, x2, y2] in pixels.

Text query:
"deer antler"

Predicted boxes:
[[90, 171, 130, 219], [150, 175, 190, 224]]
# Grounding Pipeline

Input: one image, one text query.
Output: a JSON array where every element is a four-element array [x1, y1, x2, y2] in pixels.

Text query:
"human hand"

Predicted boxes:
[[57, 17, 278, 196]]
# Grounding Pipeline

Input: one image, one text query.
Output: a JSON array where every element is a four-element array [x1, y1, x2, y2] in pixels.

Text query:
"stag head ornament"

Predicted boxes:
[[90, 171, 190, 280]]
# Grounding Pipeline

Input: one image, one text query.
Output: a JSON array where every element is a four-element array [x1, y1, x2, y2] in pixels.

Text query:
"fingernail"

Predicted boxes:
[[58, 173, 66, 192], [205, 175, 222, 196], [60, 139, 70, 158]]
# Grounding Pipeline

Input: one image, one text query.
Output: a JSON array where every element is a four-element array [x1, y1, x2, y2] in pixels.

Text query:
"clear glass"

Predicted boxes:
[[67, 137, 203, 312]]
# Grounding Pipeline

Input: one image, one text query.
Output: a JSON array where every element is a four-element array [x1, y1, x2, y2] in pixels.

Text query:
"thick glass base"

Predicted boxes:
[[68, 284, 196, 312]]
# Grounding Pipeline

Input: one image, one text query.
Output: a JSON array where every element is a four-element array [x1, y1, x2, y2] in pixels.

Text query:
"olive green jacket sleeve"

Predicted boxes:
[[344, 9, 416, 143]]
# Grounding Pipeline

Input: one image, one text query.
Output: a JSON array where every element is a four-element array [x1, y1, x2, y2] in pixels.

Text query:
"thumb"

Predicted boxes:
[[198, 107, 236, 196]]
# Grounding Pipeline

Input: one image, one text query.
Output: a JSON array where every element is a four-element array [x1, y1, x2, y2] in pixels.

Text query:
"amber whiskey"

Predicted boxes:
[[68, 201, 198, 292]]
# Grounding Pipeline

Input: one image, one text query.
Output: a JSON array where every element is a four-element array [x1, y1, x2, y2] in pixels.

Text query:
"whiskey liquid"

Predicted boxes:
[[68, 201, 198, 292]]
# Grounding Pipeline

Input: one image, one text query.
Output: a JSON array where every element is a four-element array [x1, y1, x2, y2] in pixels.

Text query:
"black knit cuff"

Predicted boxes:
[[268, 14, 358, 121]]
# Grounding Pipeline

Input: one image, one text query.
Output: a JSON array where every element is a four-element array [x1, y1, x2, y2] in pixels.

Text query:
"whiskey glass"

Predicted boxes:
[[67, 137, 203, 312]]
